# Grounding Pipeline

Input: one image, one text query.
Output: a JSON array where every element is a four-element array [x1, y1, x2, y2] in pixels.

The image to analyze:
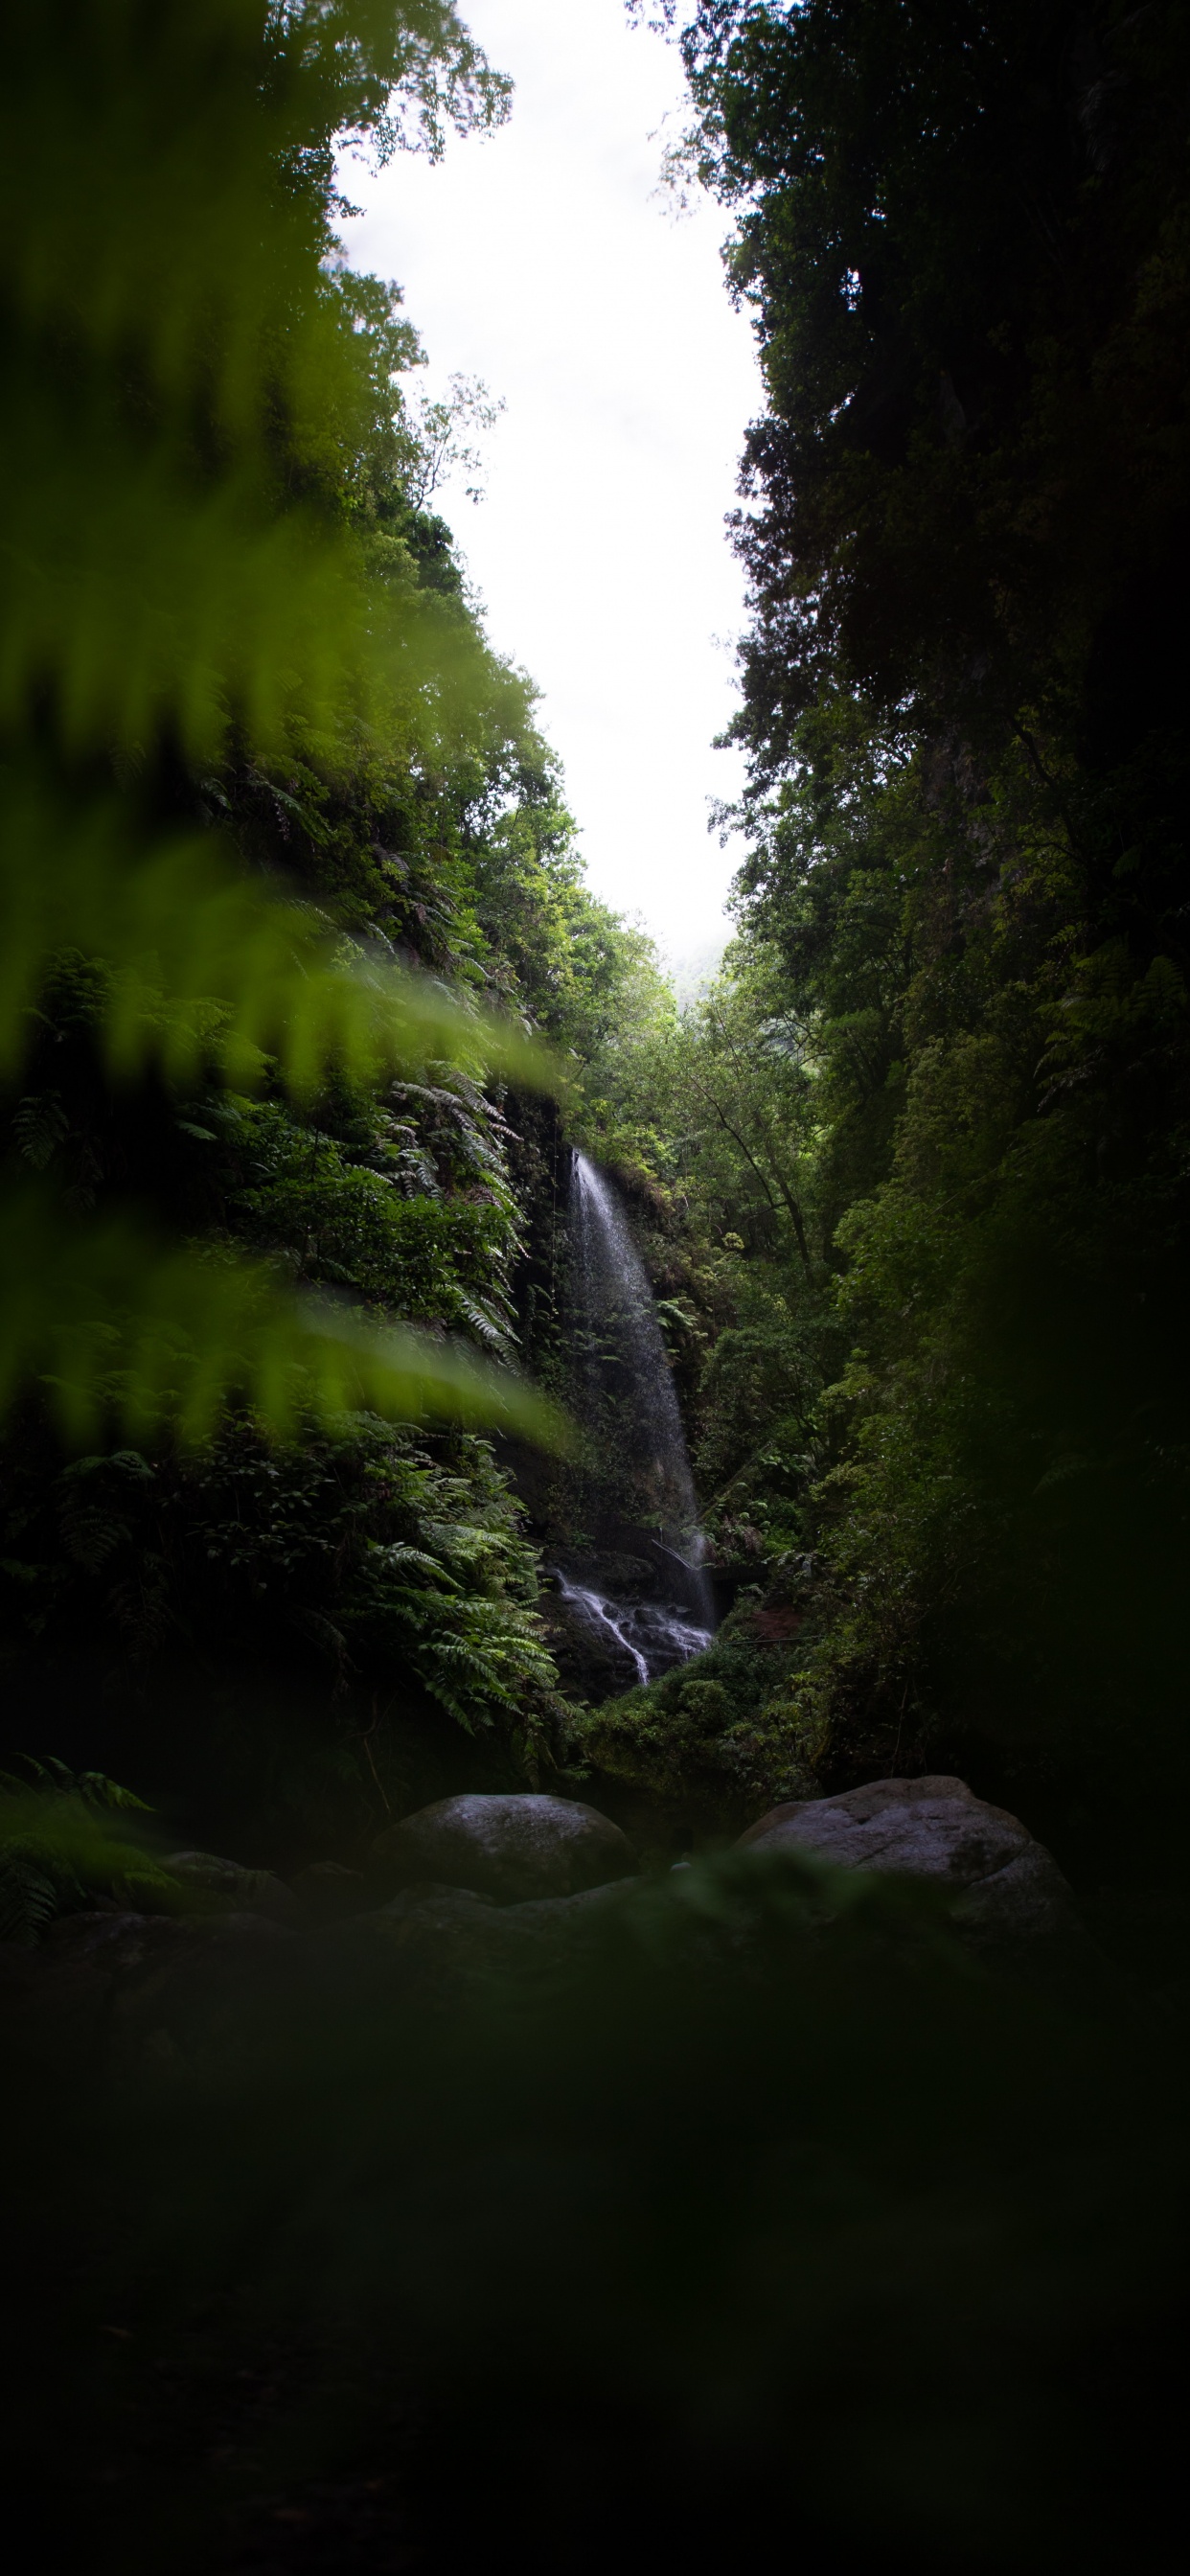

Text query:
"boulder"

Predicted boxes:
[[736, 1775, 1092, 1977], [328, 1875, 644, 1992], [369, 1794, 636, 1906], [162, 1850, 302, 1924]]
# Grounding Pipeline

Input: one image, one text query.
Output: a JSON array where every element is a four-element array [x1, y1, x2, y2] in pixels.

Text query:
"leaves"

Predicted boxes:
[[0, 1761, 177, 1943], [0, 1186, 568, 1451], [0, 5, 567, 1459], [0, 766, 557, 1100]]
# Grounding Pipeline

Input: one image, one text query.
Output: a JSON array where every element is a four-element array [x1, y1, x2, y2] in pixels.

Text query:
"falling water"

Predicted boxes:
[[551, 1149, 716, 1688], [552, 1564, 714, 1690]]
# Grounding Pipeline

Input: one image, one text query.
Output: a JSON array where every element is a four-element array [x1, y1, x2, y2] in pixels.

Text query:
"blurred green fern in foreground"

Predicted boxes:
[[0, 0, 559, 1452], [0, 1754, 174, 1943]]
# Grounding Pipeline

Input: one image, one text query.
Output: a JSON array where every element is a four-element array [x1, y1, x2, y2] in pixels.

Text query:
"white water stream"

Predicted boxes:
[[552, 1150, 716, 1688], [552, 1567, 713, 1690]]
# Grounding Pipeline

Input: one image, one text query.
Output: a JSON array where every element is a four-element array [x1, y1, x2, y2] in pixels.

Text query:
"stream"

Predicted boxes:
[[549, 1150, 716, 1691], [552, 1565, 714, 1689]]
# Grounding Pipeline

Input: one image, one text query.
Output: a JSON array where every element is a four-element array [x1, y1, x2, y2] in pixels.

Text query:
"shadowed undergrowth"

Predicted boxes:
[[4, 1850, 1187, 2574]]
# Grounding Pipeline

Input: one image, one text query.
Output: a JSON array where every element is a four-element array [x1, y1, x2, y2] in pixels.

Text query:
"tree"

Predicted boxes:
[[606, 4, 1190, 1819]]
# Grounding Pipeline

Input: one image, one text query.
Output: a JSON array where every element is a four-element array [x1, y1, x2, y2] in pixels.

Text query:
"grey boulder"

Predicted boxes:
[[737, 1775, 1093, 1977], [335, 1875, 643, 1989], [369, 1793, 636, 1906], [163, 1850, 302, 1923]]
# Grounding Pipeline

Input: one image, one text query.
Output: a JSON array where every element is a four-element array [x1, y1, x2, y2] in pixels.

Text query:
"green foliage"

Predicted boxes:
[[0, 1, 694, 1816], [576, 1577, 822, 1815], [4, 15, 1190, 2563], [2, 4, 512, 760], [0, 761, 558, 1101], [576, 4, 1190, 1840], [181, 1419, 562, 1741], [0, 1755, 175, 1942], [0, 1183, 562, 1451], [0, 1418, 571, 1812], [0, 0, 561, 1450]]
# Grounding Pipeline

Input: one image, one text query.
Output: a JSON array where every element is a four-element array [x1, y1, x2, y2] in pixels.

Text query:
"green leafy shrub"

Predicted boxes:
[[577, 1577, 825, 1822], [0, 1755, 176, 1942]]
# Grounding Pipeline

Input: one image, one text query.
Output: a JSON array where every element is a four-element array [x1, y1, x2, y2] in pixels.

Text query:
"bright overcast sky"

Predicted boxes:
[[338, 0, 764, 967]]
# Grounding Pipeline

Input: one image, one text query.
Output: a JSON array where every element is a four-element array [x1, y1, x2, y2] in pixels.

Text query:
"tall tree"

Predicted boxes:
[[618, 4, 1190, 1816]]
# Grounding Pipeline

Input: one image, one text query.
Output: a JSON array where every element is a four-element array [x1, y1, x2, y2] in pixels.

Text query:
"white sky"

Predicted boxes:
[[338, 0, 764, 966]]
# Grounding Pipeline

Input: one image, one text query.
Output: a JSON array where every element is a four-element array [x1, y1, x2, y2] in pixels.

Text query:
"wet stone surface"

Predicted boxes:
[[546, 1552, 714, 1695], [738, 1776, 1101, 1984], [369, 1791, 637, 1905]]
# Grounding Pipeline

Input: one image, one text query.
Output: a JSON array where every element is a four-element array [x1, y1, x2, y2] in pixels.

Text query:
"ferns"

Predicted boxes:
[[0, 765, 552, 1098], [3, 6, 509, 451], [0, 1186, 563, 1448], [13, 1756, 151, 1815], [0, 3, 565, 1451], [147, 1417, 567, 1739], [1, 5, 515, 771], [0, 1854, 61, 1947], [0, 1757, 174, 1944], [355, 1539, 560, 1732]]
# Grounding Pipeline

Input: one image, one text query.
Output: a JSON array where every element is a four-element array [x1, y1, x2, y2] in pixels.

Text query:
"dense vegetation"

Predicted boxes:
[[5, 8, 1190, 2569], [0, 0, 667, 1851], [590, 0, 1190, 1911]]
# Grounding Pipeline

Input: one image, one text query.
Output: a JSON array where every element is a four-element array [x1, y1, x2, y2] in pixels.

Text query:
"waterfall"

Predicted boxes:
[[550, 1149, 716, 1690], [570, 1149, 704, 1559]]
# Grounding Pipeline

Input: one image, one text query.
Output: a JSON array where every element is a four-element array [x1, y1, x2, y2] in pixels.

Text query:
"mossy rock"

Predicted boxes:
[[574, 1593, 822, 1823]]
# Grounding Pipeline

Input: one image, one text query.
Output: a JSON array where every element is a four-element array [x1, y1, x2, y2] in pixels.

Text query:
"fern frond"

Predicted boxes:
[[455, 1296, 516, 1353], [0, 768, 555, 1097], [12, 1754, 149, 1811], [5, 6, 510, 430], [75, 1772, 152, 1815], [0, 1852, 60, 1946], [0, 1187, 568, 1450], [0, 1784, 177, 1932], [365, 1541, 451, 1579], [0, 5, 562, 1472], [20, 1758, 79, 1794], [0, 387, 531, 768]]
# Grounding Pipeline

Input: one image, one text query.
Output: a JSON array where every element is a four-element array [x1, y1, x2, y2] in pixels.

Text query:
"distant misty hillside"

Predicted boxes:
[[664, 937, 726, 1010]]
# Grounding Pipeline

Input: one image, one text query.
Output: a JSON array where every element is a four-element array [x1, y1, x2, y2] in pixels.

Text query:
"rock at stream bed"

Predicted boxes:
[[331, 1876, 645, 1990], [737, 1776, 1093, 1977], [163, 1851, 303, 1923], [369, 1793, 636, 1905]]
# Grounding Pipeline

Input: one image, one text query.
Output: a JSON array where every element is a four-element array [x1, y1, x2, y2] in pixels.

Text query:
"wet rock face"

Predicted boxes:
[[737, 1776, 1092, 1976], [555, 1551, 655, 1598], [370, 1793, 637, 1906], [542, 1552, 656, 1699], [163, 1851, 302, 1924], [542, 1585, 643, 1699], [544, 1550, 715, 1699]]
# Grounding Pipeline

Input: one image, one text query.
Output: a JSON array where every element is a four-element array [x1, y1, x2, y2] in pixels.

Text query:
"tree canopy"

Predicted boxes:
[[580, 1, 1190, 1831]]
